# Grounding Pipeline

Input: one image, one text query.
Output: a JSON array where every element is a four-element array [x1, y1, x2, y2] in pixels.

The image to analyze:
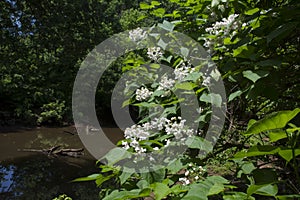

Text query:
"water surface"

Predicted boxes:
[[0, 126, 123, 199]]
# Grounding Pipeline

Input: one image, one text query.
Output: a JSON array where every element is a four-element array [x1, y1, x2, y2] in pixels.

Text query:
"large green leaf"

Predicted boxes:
[[252, 168, 277, 185], [269, 130, 287, 142], [182, 176, 228, 200], [151, 182, 171, 200], [102, 147, 131, 165], [278, 148, 300, 163], [158, 20, 175, 32], [242, 70, 269, 83], [244, 108, 300, 136], [234, 145, 279, 158], [199, 93, 223, 108], [119, 167, 135, 185], [102, 189, 149, 200], [175, 82, 197, 90], [185, 136, 213, 152], [247, 184, 278, 197], [228, 90, 243, 102]]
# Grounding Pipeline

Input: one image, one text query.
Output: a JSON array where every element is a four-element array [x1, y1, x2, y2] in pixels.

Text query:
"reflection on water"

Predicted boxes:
[[0, 126, 123, 199]]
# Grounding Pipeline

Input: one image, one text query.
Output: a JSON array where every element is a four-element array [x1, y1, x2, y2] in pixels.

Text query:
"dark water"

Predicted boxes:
[[0, 126, 123, 200]]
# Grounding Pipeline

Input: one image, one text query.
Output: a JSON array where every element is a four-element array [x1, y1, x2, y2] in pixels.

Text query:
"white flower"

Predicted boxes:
[[179, 177, 190, 185], [122, 141, 130, 150], [165, 139, 171, 146], [129, 27, 147, 42], [195, 176, 199, 180], [153, 147, 159, 151], [202, 76, 211, 87], [174, 62, 194, 81], [147, 47, 163, 61], [197, 107, 203, 114], [158, 75, 175, 90], [204, 13, 241, 54], [135, 87, 153, 101], [185, 170, 190, 176]]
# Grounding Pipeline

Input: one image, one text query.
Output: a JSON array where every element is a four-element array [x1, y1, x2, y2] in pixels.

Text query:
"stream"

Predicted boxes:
[[0, 126, 123, 200]]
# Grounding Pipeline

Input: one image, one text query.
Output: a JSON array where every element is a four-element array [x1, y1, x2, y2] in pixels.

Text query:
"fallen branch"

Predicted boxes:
[[19, 146, 84, 158]]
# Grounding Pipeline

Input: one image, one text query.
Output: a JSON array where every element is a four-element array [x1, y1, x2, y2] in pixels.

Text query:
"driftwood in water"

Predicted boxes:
[[19, 146, 84, 157]]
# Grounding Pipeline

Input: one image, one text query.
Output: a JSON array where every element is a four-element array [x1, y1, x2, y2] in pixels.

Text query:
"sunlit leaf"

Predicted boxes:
[[244, 108, 300, 136]]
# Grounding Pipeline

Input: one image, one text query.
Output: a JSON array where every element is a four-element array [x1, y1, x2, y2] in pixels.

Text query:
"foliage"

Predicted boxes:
[[74, 0, 300, 199], [53, 194, 72, 200], [0, 0, 141, 125]]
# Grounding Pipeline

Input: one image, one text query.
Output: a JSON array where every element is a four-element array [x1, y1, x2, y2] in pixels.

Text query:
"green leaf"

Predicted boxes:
[[96, 174, 115, 187], [180, 47, 189, 58], [211, 0, 220, 7], [241, 162, 256, 175], [137, 180, 150, 189], [157, 39, 167, 50], [175, 82, 196, 90], [242, 70, 269, 83], [245, 108, 300, 136], [102, 189, 148, 200], [200, 93, 223, 107], [182, 176, 227, 200], [278, 148, 300, 163], [228, 90, 242, 102], [141, 169, 166, 184], [206, 176, 229, 184], [151, 182, 171, 200], [245, 8, 260, 15], [233, 45, 256, 60], [247, 119, 257, 130], [182, 183, 210, 200], [119, 167, 135, 185], [276, 194, 300, 200], [102, 147, 131, 165], [122, 99, 131, 107], [152, 8, 165, 18], [234, 145, 279, 158], [72, 173, 101, 182], [158, 20, 175, 32], [252, 168, 277, 185], [167, 159, 184, 173], [269, 130, 287, 142], [185, 136, 213, 152], [171, 184, 188, 195], [151, 1, 161, 6], [208, 183, 225, 196], [247, 184, 278, 197], [140, 3, 150, 9]]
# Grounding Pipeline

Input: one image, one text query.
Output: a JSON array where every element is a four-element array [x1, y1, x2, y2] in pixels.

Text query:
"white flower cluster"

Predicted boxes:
[[178, 163, 206, 185], [179, 177, 190, 186], [129, 27, 147, 42], [122, 117, 195, 154], [135, 87, 153, 101], [174, 62, 195, 81], [205, 14, 240, 36], [204, 14, 241, 53], [158, 75, 175, 90], [147, 47, 163, 61]]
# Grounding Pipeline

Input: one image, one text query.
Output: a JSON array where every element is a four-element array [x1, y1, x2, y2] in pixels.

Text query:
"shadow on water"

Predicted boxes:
[[0, 126, 124, 199]]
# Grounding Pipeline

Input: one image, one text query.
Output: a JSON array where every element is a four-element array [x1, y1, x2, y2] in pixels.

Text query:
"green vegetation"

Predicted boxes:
[[72, 0, 300, 199], [1, 0, 300, 199], [0, 0, 143, 125]]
